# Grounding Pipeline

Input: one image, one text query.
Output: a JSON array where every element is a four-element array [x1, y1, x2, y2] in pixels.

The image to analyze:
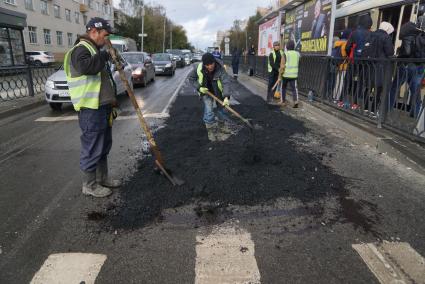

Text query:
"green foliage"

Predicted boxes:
[[114, 4, 193, 53]]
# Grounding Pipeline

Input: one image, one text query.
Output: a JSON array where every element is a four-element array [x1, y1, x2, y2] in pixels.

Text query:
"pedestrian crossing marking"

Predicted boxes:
[[195, 224, 261, 284], [353, 241, 425, 284], [30, 253, 107, 284], [34, 113, 169, 122]]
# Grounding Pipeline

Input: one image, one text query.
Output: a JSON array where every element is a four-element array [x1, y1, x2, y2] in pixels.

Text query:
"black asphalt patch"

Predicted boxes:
[[104, 79, 380, 236]]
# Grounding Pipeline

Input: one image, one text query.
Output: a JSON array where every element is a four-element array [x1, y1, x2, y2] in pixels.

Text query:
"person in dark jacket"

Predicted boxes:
[[248, 44, 256, 76], [389, 16, 425, 118], [64, 17, 121, 198], [267, 41, 283, 103], [345, 14, 373, 59], [231, 47, 241, 79]]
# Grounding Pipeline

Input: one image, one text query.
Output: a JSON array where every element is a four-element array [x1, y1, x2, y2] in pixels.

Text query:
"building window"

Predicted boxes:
[[96, 1, 100, 12], [25, 0, 34, 10], [65, 9, 71, 22], [88, 0, 93, 9], [43, 29, 51, 45], [40, 0, 48, 15], [54, 5, 60, 18], [4, 0, 16, 5], [67, 33, 73, 46], [83, 15, 88, 25], [56, 31, 63, 46], [75, 12, 80, 24], [28, 26, 37, 44]]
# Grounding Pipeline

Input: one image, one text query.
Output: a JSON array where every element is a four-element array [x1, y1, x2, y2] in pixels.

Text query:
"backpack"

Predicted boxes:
[[332, 45, 342, 57], [361, 32, 381, 58], [413, 33, 425, 58]]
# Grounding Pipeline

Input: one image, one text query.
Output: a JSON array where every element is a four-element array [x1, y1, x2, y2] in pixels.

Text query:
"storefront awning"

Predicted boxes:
[[0, 7, 27, 29]]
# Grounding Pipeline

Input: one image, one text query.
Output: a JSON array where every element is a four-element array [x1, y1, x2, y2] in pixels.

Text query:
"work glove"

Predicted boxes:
[[198, 87, 209, 96], [222, 97, 230, 107], [108, 108, 118, 127]]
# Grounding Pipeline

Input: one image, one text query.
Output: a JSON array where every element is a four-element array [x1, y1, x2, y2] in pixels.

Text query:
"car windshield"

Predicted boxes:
[[122, 54, 144, 64], [152, 54, 170, 61]]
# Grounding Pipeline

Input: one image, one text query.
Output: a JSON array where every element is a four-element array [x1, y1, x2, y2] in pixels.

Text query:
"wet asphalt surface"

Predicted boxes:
[[0, 65, 425, 283]]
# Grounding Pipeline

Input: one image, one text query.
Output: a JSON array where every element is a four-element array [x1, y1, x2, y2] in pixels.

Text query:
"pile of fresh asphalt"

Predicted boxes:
[[102, 79, 378, 235]]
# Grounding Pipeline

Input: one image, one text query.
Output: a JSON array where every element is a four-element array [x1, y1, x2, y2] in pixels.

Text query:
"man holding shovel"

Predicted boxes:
[[64, 17, 121, 198], [189, 53, 234, 142]]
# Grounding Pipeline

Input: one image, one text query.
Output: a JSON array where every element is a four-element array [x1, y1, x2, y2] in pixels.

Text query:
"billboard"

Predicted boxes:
[[258, 15, 281, 56], [283, 0, 332, 54]]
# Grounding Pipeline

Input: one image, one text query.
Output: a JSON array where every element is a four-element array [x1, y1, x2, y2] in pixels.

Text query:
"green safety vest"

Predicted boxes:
[[64, 40, 101, 111], [268, 49, 284, 73], [197, 63, 223, 95], [282, 50, 300, 79]]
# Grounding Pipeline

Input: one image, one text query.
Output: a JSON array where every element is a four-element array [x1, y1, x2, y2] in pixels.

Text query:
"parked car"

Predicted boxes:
[[44, 59, 133, 111], [166, 49, 185, 68], [26, 51, 55, 66], [121, 52, 155, 87], [152, 53, 176, 76]]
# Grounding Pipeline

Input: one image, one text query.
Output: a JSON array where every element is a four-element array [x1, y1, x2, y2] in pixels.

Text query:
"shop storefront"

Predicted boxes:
[[0, 7, 27, 67]]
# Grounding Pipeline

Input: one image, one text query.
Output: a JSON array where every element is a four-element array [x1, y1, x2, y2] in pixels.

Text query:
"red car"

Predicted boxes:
[[121, 52, 155, 87]]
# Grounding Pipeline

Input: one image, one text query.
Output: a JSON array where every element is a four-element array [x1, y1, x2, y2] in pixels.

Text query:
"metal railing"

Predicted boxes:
[[223, 55, 425, 142], [0, 65, 57, 101]]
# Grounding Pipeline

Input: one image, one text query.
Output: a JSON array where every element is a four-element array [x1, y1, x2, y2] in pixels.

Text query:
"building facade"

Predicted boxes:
[[0, 0, 114, 60]]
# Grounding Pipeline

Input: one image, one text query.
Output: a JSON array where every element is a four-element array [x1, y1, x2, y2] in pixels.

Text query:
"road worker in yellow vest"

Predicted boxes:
[[277, 40, 301, 108], [267, 41, 284, 103], [64, 17, 121, 198], [188, 53, 233, 142]]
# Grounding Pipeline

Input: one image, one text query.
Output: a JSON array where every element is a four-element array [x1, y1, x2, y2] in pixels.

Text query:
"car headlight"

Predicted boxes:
[[46, 80, 55, 89], [165, 63, 172, 68], [132, 67, 142, 75]]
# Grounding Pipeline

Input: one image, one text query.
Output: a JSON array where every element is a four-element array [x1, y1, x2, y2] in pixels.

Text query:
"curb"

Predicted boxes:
[[235, 72, 425, 175], [0, 100, 46, 120]]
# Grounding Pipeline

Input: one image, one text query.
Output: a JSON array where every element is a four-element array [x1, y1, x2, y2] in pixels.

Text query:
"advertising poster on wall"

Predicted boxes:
[[283, 0, 332, 54], [258, 15, 281, 56]]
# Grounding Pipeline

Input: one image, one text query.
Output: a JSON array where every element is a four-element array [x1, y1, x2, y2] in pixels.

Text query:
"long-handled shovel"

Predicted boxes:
[[205, 91, 255, 130], [105, 40, 184, 186]]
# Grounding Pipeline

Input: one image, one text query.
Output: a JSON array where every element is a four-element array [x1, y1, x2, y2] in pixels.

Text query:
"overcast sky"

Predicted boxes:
[[113, 0, 275, 49]]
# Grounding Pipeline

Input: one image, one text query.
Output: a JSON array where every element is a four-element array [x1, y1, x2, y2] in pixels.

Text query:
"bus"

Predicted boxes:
[[109, 35, 138, 53], [334, 0, 425, 52]]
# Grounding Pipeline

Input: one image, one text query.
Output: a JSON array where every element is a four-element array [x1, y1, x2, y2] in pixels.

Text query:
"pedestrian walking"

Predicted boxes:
[[212, 47, 222, 60], [188, 53, 233, 142], [332, 29, 350, 104], [390, 15, 425, 118], [64, 17, 121, 198], [276, 40, 301, 108], [248, 44, 256, 76], [267, 41, 283, 104], [231, 47, 241, 80]]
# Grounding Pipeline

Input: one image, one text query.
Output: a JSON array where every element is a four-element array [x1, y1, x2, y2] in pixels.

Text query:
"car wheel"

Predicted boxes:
[[151, 73, 155, 82], [34, 60, 42, 66], [49, 102, 62, 111]]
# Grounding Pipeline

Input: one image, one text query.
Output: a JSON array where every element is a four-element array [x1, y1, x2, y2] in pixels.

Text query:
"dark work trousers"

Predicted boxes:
[[267, 71, 279, 102], [281, 77, 299, 102], [78, 104, 112, 172]]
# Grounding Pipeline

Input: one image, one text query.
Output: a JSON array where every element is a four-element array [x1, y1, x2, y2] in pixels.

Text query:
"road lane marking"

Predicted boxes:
[[35, 113, 169, 122], [195, 224, 261, 284], [31, 253, 107, 284], [353, 241, 425, 284], [161, 68, 192, 115]]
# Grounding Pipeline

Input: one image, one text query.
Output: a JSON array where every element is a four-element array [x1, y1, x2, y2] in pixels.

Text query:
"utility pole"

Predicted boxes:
[[141, 3, 145, 52], [170, 23, 173, 50], [163, 15, 166, 53]]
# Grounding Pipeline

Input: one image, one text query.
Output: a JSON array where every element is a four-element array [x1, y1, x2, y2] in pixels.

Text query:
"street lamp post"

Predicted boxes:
[[163, 15, 166, 53], [140, 4, 145, 52]]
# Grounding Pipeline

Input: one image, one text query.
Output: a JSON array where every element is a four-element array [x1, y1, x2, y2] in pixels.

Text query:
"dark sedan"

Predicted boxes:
[[152, 53, 176, 76], [121, 52, 155, 87]]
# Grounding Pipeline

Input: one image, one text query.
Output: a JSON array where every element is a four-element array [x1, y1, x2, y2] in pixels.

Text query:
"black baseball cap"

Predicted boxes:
[[202, 53, 216, 65], [86, 17, 114, 34]]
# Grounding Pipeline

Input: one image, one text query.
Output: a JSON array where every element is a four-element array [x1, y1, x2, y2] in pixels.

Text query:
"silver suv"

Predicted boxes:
[[26, 51, 55, 66]]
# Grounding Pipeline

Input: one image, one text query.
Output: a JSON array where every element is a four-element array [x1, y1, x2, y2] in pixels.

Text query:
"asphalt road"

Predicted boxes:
[[0, 65, 424, 284]]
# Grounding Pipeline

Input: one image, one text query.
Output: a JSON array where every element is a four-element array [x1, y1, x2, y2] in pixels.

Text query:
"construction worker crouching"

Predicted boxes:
[[277, 40, 301, 108], [189, 53, 233, 142], [64, 17, 121, 198]]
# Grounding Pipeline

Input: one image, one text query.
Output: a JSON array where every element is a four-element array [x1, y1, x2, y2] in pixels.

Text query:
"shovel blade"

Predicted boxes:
[[154, 160, 185, 186]]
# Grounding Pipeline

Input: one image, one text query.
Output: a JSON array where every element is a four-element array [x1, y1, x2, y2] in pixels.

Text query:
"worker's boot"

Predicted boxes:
[[82, 171, 112, 198], [216, 121, 232, 141], [96, 158, 122, 188], [205, 122, 218, 142]]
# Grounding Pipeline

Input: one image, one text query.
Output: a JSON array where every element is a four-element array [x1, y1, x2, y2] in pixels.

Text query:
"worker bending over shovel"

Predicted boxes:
[[189, 53, 234, 142]]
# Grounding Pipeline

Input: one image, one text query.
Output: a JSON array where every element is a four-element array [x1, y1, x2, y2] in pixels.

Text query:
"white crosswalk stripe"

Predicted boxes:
[[30, 253, 107, 284], [195, 223, 261, 284], [353, 241, 425, 284]]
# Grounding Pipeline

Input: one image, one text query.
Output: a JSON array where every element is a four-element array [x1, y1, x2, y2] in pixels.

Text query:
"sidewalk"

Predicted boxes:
[[0, 92, 46, 120], [233, 71, 425, 175]]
